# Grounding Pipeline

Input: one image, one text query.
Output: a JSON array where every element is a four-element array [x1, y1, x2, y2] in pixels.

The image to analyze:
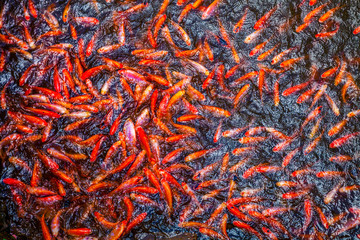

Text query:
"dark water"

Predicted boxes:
[[0, 0, 360, 239]]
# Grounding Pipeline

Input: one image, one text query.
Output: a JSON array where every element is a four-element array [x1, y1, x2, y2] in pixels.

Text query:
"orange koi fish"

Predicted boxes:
[[303, 2, 330, 23], [249, 37, 272, 57], [319, 5, 344, 23], [233, 221, 263, 240], [271, 46, 298, 65], [315, 22, 340, 38], [202, 0, 222, 20], [258, 43, 280, 61], [254, 5, 277, 30], [233, 8, 248, 33], [73, 16, 99, 26], [244, 29, 264, 44]]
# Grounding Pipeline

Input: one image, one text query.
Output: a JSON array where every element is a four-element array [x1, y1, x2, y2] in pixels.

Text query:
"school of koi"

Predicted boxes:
[[0, 0, 360, 239]]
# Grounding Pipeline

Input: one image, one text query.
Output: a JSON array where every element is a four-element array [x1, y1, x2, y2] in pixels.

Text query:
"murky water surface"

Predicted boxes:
[[0, 0, 360, 239]]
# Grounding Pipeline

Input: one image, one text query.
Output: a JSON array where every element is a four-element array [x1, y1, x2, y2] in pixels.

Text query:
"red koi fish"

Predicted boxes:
[[354, 25, 360, 35], [329, 132, 360, 148]]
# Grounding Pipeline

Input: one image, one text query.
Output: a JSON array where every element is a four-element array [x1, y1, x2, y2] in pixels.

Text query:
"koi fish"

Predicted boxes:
[[303, 2, 330, 23], [329, 132, 360, 148], [254, 5, 277, 30], [233, 8, 248, 33], [202, 0, 222, 20], [319, 5, 344, 23]]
